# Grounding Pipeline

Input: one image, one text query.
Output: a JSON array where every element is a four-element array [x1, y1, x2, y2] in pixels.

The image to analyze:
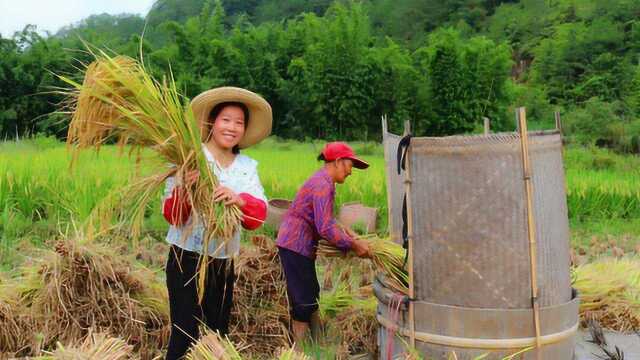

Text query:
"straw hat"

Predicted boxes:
[[191, 87, 272, 148]]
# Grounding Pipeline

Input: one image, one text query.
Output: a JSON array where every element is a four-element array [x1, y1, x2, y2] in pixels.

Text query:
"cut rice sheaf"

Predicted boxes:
[[317, 235, 409, 295], [573, 256, 640, 332]]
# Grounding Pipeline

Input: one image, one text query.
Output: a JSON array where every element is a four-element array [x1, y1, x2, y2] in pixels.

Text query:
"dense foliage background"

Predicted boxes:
[[1, 0, 639, 151]]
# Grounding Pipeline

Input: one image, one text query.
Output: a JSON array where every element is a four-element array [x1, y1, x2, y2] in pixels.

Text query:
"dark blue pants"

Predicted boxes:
[[278, 246, 320, 323]]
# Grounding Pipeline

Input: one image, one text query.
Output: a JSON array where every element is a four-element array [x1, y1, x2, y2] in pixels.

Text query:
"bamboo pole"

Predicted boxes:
[[555, 111, 566, 159], [517, 107, 542, 360], [402, 120, 416, 349], [381, 115, 396, 242]]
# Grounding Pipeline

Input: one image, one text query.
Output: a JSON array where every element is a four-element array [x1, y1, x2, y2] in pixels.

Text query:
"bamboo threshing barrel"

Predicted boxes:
[[378, 123, 578, 359]]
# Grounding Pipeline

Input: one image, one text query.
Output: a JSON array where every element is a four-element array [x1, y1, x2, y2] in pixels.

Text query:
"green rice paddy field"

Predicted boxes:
[[1, 136, 639, 269]]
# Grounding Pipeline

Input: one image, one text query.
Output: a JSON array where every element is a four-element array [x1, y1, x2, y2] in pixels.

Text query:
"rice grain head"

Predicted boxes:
[[65, 55, 142, 151]]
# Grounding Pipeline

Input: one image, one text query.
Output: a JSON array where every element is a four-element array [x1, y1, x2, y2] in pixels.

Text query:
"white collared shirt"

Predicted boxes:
[[163, 144, 267, 258]]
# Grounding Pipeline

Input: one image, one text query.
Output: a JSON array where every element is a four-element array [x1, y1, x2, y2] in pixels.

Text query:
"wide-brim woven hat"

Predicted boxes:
[[191, 87, 272, 148]]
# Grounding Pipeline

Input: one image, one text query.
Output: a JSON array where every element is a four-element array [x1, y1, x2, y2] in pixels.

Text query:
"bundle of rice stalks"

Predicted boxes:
[[37, 332, 133, 360], [229, 235, 291, 357], [573, 257, 640, 331], [317, 261, 378, 357], [329, 297, 377, 358], [321, 274, 377, 357], [185, 329, 244, 360], [318, 235, 408, 295], [58, 48, 242, 302], [1, 235, 169, 359], [319, 281, 353, 318], [184, 328, 310, 360], [64, 55, 140, 149]]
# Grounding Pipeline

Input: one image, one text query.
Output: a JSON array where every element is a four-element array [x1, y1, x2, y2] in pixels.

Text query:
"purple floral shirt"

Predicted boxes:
[[276, 168, 353, 259]]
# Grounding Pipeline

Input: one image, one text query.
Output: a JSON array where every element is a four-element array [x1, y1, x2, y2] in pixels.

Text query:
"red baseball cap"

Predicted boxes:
[[321, 142, 369, 169]]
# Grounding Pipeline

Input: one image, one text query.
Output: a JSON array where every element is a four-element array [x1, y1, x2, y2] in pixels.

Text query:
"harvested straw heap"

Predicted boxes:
[[0, 284, 32, 355], [573, 256, 640, 332], [0, 235, 169, 359], [318, 235, 409, 295], [187, 328, 310, 360], [319, 275, 378, 357], [59, 50, 242, 302], [35, 332, 133, 360], [229, 235, 291, 356], [186, 328, 245, 360], [0, 235, 382, 359]]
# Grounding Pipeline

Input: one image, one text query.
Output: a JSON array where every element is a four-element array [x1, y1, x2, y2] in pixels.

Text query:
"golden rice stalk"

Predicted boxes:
[[37, 332, 133, 360], [64, 55, 140, 151], [573, 256, 640, 331], [185, 328, 244, 360], [317, 236, 409, 295], [58, 48, 242, 303]]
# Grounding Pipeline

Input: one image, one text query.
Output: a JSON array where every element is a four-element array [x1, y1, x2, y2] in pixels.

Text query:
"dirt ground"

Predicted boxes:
[[575, 330, 640, 359]]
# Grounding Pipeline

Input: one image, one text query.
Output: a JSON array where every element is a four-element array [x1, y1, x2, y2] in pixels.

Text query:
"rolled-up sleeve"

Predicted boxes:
[[162, 175, 192, 226], [239, 193, 267, 230], [312, 187, 353, 251]]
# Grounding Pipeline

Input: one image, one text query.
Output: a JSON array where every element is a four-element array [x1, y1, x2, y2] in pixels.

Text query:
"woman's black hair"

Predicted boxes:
[[317, 153, 326, 161], [208, 101, 250, 154]]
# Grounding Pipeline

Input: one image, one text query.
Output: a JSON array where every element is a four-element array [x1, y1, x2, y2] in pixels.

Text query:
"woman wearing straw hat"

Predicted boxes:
[[276, 142, 373, 345], [161, 87, 271, 359]]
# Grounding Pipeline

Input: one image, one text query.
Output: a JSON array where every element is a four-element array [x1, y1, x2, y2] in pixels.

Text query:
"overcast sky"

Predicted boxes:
[[0, 0, 156, 37]]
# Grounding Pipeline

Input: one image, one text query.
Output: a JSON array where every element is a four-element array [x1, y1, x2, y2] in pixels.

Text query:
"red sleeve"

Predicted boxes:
[[239, 193, 267, 230], [162, 187, 192, 226]]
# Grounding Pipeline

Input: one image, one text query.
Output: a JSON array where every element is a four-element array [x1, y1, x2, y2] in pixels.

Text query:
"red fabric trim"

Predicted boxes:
[[239, 193, 267, 230], [162, 187, 192, 226]]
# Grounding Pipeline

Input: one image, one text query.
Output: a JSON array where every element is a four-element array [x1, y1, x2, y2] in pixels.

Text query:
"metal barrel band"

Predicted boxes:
[[376, 314, 578, 350]]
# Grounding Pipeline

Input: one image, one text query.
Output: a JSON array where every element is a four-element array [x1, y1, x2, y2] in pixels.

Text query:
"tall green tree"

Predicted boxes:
[[419, 30, 469, 135]]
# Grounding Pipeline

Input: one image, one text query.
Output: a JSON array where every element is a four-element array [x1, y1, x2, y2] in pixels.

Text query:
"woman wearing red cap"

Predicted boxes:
[[276, 141, 372, 344]]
